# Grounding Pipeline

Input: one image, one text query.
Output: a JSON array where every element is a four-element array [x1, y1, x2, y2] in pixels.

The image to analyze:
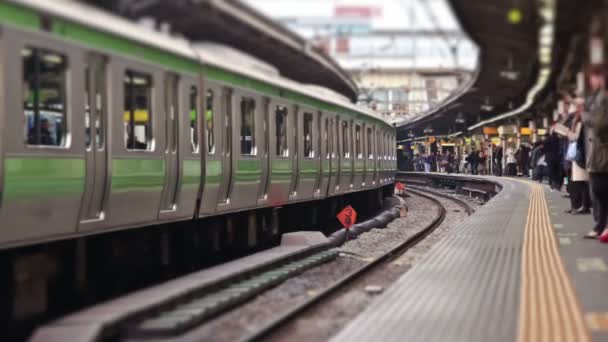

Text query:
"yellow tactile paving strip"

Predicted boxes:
[[518, 182, 590, 342]]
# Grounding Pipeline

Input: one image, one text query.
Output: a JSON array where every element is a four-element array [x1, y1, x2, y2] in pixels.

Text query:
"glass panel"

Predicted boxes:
[[206, 89, 215, 154], [84, 66, 91, 148], [124, 70, 152, 150], [367, 127, 373, 158], [23, 47, 68, 146], [342, 120, 349, 158], [304, 112, 313, 158], [275, 105, 288, 157], [355, 124, 362, 159], [325, 118, 329, 158], [94, 64, 105, 149], [240, 97, 255, 155], [190, 86, 198, 153]]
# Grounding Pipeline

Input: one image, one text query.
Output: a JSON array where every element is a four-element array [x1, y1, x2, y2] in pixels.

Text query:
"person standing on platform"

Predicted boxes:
[[519, 143, 530, 177], [565, 98, 591, 214], [529, 141, 543, 179], [424, 153, 432, 173], [583, 66, 608, 240], [447, 151, 454, 174], [506, 145, 517, 176], [494, 145, 503, 176], [544, 132, 563, 191], [468, 148, 478, 175]]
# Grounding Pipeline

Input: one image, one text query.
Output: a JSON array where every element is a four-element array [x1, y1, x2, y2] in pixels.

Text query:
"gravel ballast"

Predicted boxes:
[[160, 191, 478, 342]]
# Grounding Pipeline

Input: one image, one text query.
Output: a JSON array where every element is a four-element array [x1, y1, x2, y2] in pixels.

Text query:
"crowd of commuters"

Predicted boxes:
[[408, 67, 608, 243]]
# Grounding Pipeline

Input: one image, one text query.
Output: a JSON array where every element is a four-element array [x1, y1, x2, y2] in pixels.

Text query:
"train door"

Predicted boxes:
[[338, 117, 353, 193], [0, 28, 85, 243], [288, 105, 299, 201], [257, 98, 270, 206], [217, 88, 233, 209], [79, 53, 108, 227], [159, 74, 181, 217], [314, 112, 326, 198], [266, 100, 294, 205], [294, 106, 319, 200], [199, 83, 223, 216], [232, 90, 263, 209], [327, 115, 339, 196]]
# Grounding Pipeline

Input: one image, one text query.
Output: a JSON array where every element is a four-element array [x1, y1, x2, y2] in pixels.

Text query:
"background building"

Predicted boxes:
[[244, 0, 478, 123]]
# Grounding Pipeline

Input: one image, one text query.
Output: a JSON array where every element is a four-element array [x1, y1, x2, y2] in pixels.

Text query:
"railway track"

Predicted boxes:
[[31, 184, 480, 342], [240, 186, 475, 341]]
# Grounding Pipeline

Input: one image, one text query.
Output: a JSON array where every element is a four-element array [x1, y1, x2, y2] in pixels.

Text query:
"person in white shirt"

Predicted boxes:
[[506, 146, 517, 176]]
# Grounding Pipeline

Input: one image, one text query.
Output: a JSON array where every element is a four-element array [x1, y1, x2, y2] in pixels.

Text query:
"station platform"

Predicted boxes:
[[332, 176, 608, 342]]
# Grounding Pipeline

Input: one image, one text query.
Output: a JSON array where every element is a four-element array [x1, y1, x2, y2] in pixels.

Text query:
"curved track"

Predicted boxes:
[[242, 186, 474, 341]]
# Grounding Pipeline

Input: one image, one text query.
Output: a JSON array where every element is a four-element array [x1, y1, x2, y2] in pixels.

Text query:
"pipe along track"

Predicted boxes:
[[241, 187, 474, 342]]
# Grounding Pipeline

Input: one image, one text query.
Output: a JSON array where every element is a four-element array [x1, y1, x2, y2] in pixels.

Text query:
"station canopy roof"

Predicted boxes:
[[397, 0, 594, 141], [83, 0, 359, 101]]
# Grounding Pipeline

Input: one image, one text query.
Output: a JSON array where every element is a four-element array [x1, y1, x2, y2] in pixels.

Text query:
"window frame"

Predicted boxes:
[[189, 84, 200, 154], [204, 87, 217, 155], [274, 104, 289, 158], [367, 126, 373, 159], [240, 96, 257, 156], [123, 69, 154, 152], [355, 123, 362, 160], [341, 118, 350, 159], [22, 46, 70, 149], [303, 111, 314, 159]]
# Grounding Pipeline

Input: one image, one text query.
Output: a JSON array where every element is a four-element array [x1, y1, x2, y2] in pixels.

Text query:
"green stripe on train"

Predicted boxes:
[[111, 159, 165, 192], [235, 159, 262, 184], [299, 159, 318, 180], [183, 159, 201, 189], [52, 18, 200, 74], [205, 159, 222, 185], [2, 3, 392, 130], [0, 2, 40, 29], [3, 157, 85, 201], [271, 159, 292, 182]]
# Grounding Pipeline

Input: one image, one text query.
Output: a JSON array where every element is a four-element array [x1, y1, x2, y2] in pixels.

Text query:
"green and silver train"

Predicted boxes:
[[0, 0, 396, 249], [0, 0, 396, 328]]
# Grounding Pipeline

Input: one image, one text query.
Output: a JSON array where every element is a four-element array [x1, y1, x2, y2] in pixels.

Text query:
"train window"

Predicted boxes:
[[333, 118, 339, 158], [166, 76, 178, 153], [324, 118, 329, 159], [190, 86, 199, 153], [367, 127, 373, 159], [341, 120, 349, 158], [275, 105, 288, 157], [240, 97, 255, 155], [23, 47, 68, 147], [85, 67, 91, 148], [206, 89, 215, 154], [303, 112, 314, 158], [355, 124, 362, 159], [93, 64, 105, 149], [124, 70, 152, 151]]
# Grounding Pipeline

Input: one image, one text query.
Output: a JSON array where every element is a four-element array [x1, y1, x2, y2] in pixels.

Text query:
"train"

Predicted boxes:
[[0, 0, 396, 330]]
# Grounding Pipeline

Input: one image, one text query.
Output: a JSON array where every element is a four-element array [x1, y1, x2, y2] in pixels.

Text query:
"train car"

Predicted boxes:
[[0, 0, 396, 326]]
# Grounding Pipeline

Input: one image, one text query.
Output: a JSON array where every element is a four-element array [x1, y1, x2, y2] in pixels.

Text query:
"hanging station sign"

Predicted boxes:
[[520, 127, 532, 135], [483, 126, 498, 135]]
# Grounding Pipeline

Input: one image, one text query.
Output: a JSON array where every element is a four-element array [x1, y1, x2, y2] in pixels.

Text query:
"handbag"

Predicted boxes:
[[565, 141, 577, 161]]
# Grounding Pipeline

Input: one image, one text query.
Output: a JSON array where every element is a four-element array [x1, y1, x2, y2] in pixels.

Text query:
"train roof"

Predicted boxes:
[[6, 0, 391, 127]]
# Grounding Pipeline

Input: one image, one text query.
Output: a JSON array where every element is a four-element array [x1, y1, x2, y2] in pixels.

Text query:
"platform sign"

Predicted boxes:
[[337, 205, 357, 229], [395, 182, 405, 195]]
